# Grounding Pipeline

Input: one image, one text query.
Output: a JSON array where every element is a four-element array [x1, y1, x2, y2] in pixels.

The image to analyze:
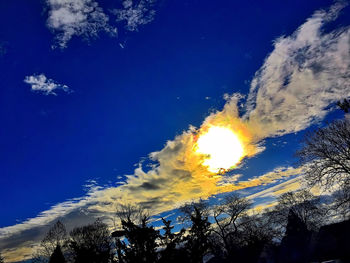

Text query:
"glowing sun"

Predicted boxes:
[[196, 126, 244, 173]]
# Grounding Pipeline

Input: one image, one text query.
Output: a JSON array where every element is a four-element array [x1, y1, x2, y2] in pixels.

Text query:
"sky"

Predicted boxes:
[[1, 0, 350, 262]]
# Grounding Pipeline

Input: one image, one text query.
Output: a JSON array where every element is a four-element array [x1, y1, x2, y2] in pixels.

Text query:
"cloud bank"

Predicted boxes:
[[3, 3, 350, 262], [24, 74, 71, 95]]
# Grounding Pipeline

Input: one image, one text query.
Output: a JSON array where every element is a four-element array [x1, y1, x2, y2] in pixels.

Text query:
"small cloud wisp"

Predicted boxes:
[[24, 74, 71, 95]]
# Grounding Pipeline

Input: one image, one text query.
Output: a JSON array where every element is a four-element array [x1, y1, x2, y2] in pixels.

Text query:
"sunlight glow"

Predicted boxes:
[[196, 126, 244, 173]]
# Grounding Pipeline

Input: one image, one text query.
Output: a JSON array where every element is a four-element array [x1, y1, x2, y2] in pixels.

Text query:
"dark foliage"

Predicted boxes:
[[158, 218, 185, 263], [32, 220, 68, 263], [115, 217, 159, 263], [310, 218, 350, 262], [49, 245, 65, 263], [32, 194, 350, 263], [271, 189, 325, 231], [185, 205, 211, 263], [277, 210, 312, 263], [68, 220, 115, 263], [29, 117, 350, 263], [211, 194, 251, 260]]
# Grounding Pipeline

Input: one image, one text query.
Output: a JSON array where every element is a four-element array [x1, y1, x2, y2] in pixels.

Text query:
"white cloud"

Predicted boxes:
[[46, 0, 117, 49], [245, 2, 350, 138], [113, 0, 156, 31], [24, 74, 71, 95]]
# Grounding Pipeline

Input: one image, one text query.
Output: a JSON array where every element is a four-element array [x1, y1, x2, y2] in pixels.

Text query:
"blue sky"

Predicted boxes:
[[1, 0, 350, 261]]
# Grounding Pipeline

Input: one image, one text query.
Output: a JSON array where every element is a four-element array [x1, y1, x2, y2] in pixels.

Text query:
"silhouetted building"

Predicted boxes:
[[309, 219, 350, 263], [278, 210, 312, 263]]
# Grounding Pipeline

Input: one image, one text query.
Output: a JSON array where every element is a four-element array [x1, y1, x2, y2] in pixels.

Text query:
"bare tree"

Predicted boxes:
[[32, 221, 67, 263], [271, 190, 325, 231], [180, 200, 210, 222], [237, 213, 280, 263], [297, 118, 350, 216], [297, 119, 350, 187], [211, 194, 251, 258], [116, 203, 150, 226], [333, 184, 350, 219], [68, 219, 115, 263], [239, 212, 280, 246]]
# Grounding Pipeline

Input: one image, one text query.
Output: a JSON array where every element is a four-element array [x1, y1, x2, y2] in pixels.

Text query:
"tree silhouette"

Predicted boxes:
[[272, 190, 325, 231], [122, 218, 159, 263], [297, 119, 350, 217], [181, 201, 211, 263], [68, 219, 114, 263], [333, 184, 350, 219], [32, 221, 67, 263], [211, 194, 251, 259], [115, 204, 148, 226], [238, 213, 279, 263], [158, 218, 185, 263], [48, 245, 65, 263], [0, 252, 4, 263], [113, 204, 159, 263], [278, 210, 312, 263]]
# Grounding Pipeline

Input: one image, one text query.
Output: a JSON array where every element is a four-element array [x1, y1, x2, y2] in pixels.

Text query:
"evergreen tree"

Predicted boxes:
[[32, 221, 68, 263], [159, 218, 185, 263], [117, 216, 159, 263], [48, 245, 65, 263], [181, 202, 211, 263]]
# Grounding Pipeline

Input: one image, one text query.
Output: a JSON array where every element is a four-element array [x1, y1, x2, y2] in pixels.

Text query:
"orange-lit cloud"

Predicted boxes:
[[2, 243, 38, 263]]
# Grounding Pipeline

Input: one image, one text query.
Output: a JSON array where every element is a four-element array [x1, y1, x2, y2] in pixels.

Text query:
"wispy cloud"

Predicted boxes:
[[245, 2, 350, 138], [24, 74, 71, 95], [46, 0, 117, 49], [113, 0, 156, 31], [247, 176, 304, 201]]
